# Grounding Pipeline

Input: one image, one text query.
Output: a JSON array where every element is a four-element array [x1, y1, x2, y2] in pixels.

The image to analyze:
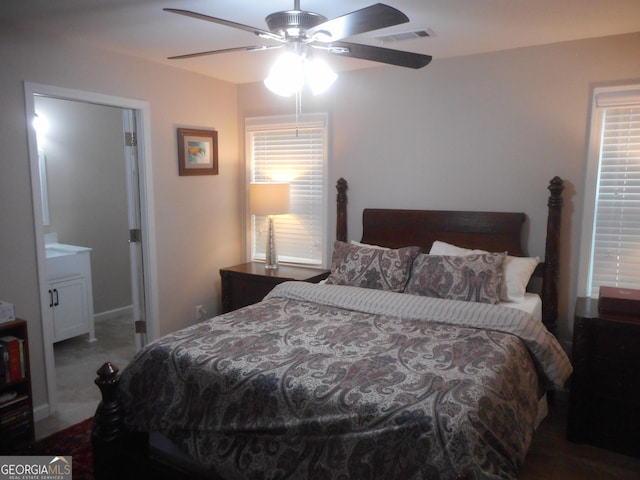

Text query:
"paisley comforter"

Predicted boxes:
[[118, 282, 572, 480]]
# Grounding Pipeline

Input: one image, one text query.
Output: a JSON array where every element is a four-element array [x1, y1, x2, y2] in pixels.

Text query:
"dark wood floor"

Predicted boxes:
[[519, 397, 640, 479]]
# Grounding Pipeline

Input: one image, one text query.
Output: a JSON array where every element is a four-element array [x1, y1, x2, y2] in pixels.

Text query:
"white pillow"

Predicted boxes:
[[350, 240, 389, 250], [429, 240, 539, 303]]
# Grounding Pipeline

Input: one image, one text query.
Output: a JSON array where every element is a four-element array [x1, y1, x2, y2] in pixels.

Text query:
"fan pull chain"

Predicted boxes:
[[295, 89, 302, 137]]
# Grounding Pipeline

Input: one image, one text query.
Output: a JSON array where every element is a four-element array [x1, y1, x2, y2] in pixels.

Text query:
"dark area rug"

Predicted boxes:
[[16, 419, 209, 480], [21, 418, 94, 480], [11, 417, 220, 480]]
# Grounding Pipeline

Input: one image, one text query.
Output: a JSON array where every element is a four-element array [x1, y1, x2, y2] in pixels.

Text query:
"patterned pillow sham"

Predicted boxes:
[[404, 253, 506, 304], [430, 240, 539, 303], [325, 241, 421, 292]]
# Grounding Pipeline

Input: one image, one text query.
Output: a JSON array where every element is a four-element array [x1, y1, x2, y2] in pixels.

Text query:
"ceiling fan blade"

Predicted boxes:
[[326, 41, 432, 69], [307, 4, 409, 42], [163, 8, 284, 42], [168, 45, 283, 60]]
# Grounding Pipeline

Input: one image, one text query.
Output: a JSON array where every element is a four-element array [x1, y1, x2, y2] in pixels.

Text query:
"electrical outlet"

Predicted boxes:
[[195, 305, 202, 321]]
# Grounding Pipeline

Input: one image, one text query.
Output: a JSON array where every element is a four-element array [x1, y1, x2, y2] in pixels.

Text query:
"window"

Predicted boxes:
[[246, 113, 328, 267], [578, 85, 640, 297]]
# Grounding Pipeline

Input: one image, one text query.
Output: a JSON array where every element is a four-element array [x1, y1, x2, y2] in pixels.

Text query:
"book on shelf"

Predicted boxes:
[[0, 394, 30, 432], [1, 407, 31, 427], [18, 338, 25, 378], [0, 418, 32, 439], [0, 343, 5, 384], [0, 335, 24, 382]]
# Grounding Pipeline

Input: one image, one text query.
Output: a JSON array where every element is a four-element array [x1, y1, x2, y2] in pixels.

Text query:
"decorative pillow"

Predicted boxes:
[[326, 241, 421, 292], [430, 240, 539, 303], [405, 253, 506, 304]]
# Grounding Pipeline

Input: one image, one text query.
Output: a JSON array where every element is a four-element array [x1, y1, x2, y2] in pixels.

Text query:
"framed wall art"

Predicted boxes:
[[177, 128, 219, 176]]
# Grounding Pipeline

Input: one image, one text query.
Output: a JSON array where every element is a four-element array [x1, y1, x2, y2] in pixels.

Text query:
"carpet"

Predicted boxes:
[[23, 418, 94, 479]]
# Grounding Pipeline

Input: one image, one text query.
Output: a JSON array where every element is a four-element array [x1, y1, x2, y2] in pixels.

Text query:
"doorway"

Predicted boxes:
[[24, 83, 158, 426]]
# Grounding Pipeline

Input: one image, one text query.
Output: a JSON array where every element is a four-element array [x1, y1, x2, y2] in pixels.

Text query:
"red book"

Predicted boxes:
[[0, 336, 21, 382]]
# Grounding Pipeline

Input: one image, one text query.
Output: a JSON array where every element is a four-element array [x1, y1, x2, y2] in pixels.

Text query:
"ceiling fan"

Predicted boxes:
[[163, 2, 433, 70]]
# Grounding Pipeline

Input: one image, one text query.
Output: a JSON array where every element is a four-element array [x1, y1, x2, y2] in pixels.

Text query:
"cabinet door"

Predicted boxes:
[[51, 277, 89, 342]]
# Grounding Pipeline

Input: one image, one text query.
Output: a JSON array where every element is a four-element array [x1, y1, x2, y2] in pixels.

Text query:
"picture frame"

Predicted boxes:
[[177, 128, 219, 176]]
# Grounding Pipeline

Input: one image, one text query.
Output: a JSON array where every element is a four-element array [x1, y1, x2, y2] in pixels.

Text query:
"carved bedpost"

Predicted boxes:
[[92, 362, 123, 478], [93, 362, 122, 441], [542, 176, 564, 337], [92, 362, 148, 478], [336, 177, 348, 242]]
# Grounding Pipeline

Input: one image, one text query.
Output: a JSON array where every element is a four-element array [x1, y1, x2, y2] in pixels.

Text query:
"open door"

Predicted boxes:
[[122, 109, 147, 350], [25, 82, 158, 420]]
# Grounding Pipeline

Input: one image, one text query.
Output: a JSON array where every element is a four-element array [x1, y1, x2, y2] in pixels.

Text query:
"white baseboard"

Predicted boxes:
[[33, 402, 50, 422], [94, 305, 133, 323]]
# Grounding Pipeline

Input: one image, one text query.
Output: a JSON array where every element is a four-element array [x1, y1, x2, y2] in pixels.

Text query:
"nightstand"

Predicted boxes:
[[220, 262, 330, 313], [567, 297, 640, 458]]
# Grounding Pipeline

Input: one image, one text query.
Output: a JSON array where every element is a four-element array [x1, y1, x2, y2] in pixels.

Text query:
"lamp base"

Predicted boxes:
[[265, 215, 278, 270]]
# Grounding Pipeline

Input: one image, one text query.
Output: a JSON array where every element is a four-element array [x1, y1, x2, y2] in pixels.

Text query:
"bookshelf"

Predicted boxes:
[[0, 318, 34, 452]]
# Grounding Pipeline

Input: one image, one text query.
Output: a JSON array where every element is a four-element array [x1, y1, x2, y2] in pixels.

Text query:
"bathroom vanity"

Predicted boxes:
[[45, 235, 96, 343]]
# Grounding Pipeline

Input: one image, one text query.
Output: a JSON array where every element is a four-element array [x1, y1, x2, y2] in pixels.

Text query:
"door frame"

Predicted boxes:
[[24, 82, 159, 419], [122, 109, 148, 351]]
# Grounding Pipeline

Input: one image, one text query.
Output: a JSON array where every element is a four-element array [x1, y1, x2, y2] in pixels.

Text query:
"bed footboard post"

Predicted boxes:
[[93, 362, 122, 441], [542, 176, 564, 336], [92, 362, 149, 478], [92, 362, 123, 478], [336, 177, 348, 242]]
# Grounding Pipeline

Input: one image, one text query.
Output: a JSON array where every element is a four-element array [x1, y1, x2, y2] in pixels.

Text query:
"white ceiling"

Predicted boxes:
[[3, 0, 640, 85]]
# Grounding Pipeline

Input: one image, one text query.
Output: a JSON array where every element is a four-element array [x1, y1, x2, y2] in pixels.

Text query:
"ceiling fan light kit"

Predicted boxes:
[[264, 50, 337, 97], [164, 2, 432, 96], [304, 57, 338, 95], [264, 51, 305, 97]]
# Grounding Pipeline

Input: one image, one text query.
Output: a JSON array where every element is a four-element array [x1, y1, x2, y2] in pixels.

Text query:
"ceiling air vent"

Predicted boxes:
[[374, 29, 434, 44]]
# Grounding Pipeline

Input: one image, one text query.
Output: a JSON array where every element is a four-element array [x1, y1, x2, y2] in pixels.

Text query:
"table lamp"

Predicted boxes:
[[249, 183, 290, 269]]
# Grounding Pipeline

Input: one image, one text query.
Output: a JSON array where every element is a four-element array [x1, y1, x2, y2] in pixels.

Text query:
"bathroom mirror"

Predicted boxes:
[[38, 150, 50, 226]]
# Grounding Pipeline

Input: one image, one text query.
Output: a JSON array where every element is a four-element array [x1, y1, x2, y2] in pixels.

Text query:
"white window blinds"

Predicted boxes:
[[583, 87, 640, 297], [246, 114, 328, 266]]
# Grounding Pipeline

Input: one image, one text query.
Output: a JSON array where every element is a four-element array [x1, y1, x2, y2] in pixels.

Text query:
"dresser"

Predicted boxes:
[[567, 297, 640, 458], [220, 262, 330, 313]]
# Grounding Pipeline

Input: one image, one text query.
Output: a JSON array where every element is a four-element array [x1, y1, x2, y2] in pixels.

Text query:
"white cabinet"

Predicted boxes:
[[46, 242, 96, 343]]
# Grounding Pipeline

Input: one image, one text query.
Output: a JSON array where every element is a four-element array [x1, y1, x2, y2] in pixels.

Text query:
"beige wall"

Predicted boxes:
[[238, 32, 640, 348], [0, 22, 242, 414], [2, 15, 640, 417]]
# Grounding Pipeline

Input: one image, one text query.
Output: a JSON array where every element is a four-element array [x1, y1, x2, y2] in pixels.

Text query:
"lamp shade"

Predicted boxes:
[[249, 183, 290, 216]]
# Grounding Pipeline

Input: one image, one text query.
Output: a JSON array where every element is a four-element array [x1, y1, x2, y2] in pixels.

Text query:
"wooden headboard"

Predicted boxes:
[[335, 177, 564, 335]]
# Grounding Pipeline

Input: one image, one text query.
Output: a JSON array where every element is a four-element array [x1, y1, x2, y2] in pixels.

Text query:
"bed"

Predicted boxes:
[[92, 176, 570, 480]]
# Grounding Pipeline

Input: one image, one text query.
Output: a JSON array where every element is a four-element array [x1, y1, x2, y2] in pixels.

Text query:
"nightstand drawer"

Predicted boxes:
[[227, 275, 288, 310], [591, 326, 640, 362], [220, 262, 330, 313], [586, 396, 640, 458], [590, 360, 640, 398]]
